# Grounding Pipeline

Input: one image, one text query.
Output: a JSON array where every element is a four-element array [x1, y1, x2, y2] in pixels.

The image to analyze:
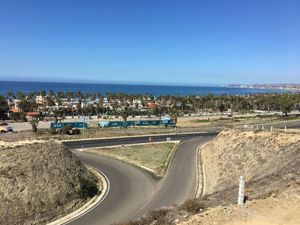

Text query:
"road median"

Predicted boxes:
[[84, 141, 180, 177]]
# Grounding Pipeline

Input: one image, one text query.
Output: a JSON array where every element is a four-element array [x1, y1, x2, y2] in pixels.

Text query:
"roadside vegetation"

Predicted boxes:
[[86, 142, 176, 176], [1, 112, 300, 143], [1, 91, 300, 123]]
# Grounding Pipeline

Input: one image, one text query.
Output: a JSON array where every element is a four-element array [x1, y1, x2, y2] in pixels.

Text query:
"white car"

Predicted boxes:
[[0, 126, 13, 133], [99, 121, 110, 128]]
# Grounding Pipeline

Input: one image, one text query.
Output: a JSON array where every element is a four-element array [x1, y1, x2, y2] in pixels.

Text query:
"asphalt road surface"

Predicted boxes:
[[66, 133, 215, 225], [63, 131, 218, 149]]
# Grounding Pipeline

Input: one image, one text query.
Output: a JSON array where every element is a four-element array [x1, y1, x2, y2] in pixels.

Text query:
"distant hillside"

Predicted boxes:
[[0, 142, 98, 225]]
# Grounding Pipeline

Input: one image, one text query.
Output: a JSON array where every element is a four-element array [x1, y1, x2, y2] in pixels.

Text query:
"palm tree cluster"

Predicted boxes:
[[1, 91, 300, 121]]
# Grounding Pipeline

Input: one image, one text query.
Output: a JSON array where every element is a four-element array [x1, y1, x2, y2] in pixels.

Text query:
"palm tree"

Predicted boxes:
[[121, 108, 129, 133], [0, 95, 9, 120], [171, 110, 179, 127]]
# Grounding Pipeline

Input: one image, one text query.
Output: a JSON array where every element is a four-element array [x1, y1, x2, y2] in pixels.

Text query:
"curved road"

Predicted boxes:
[[67, 134, 215, 225]]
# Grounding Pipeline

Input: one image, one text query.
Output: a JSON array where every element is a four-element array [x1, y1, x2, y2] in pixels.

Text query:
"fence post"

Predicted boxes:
[[238, 176, 245, 205]]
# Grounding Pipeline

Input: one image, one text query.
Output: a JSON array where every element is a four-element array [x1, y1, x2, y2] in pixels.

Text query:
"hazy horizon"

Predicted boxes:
[[1, 79, 300, 87]]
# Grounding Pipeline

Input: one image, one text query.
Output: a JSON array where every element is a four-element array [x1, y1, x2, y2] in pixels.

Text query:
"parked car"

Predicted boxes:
[[99, 121, 110, 128], [0, 126, 13, 133]]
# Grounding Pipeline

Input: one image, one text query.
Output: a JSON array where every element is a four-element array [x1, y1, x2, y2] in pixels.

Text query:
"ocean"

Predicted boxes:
[[0, 81, 285, 96]]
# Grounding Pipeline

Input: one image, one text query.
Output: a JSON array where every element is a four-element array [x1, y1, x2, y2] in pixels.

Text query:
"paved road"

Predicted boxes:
[[66, 133, 215, 225], [63, 132, 218, 149], [136, 136, 213, 217]]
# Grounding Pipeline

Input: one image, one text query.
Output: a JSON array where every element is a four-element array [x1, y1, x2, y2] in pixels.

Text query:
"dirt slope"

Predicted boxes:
[[201, 129, 300, 202], [179, 183, 300, 225], [0, 141, 98, 225], [178, 129, 300, 225]]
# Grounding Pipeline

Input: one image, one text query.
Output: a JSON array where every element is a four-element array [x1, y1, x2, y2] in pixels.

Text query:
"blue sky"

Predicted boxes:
[[0, 0, 299, 85]]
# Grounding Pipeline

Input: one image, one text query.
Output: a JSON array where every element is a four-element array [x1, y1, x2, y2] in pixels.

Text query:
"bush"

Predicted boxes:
[[10, 112, 27, 122], [148, 208, 169, 224], [59, 124, 74, 134], [50, 129, 58, 135], [71, 128, 81, 135], [179, 199, 205, 213], [77, 178, 98, 199]]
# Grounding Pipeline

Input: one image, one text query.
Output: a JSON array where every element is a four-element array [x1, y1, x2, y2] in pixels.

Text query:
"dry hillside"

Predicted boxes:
[[179, 129, 300, 225], [201, 129, 300, 203], [179, 183, 300, 225], [0, 141, 98, 225]]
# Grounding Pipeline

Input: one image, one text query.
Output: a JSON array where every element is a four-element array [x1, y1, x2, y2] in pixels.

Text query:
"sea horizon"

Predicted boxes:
[[0, 80, 287, 96]]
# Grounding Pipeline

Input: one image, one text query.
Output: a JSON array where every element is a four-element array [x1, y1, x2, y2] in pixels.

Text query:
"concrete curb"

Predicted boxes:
[[194, 146, 201, 198], [195, 142, 209, 198], [74, 140, 179, 151], [161, 140, 181, 177], [47, 167, 110, 225], [61, 131, 217, 143]]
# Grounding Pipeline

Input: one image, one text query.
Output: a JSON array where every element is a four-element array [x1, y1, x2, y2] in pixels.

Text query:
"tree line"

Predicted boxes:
[[0, 91, 300, 121]]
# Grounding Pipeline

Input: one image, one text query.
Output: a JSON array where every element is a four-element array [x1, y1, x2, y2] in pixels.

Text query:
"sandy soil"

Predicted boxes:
[[0, 139, 46, 149], [201, 129, 300, 198], [179, 184, 300, 225]]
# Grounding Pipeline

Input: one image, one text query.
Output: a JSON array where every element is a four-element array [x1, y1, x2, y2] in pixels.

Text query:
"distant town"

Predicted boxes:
[[228, 84, 300, 92], [1, 90, 300, 123]]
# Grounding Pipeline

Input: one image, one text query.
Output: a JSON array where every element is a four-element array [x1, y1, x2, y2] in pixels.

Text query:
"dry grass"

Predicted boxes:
[[86, 142, 176, 176], [113, 198, 210, 225], [179, 183, 300, 225]]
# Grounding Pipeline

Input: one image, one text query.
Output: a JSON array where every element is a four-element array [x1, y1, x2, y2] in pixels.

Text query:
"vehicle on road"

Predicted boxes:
[[99, 121, 110, 128]]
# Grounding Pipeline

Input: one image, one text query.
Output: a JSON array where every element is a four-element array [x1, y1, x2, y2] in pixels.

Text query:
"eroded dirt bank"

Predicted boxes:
[[181, 129, 300, 225], [0, 142, 98, 225]]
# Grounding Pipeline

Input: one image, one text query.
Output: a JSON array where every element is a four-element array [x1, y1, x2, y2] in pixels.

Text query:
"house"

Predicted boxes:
[[27, 112, 40, 119], [147, 102, 158, 110], [35, 95, 45, 104]]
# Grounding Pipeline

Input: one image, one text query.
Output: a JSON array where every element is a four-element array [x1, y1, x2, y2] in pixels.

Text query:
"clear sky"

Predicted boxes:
[[0, 0, 299, 85]]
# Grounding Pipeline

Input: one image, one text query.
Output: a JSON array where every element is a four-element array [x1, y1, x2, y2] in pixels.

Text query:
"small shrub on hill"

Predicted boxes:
[[77, 178, 98, 198]]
